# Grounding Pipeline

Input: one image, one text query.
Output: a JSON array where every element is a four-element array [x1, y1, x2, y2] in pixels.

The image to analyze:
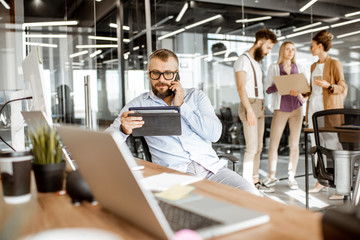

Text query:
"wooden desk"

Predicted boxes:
[[0, 160, 323, 240]]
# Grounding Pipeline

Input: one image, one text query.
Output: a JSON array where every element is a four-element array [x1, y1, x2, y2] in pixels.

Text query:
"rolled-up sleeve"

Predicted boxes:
[[180, 90, 222, 142]]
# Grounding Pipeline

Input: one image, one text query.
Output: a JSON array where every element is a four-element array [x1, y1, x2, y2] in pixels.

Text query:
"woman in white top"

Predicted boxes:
[[306, 30, 346, 195], [264, 41, 308, 190]]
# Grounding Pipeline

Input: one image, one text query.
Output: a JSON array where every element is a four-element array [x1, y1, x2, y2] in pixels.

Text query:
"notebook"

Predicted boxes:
[[21, 111, 76, 171], [128, 106, 181, 136], [56, 126, 270, 239]]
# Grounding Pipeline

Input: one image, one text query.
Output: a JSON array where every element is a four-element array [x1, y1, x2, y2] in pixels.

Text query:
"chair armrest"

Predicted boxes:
[[310, 146, 317, 155], [218, 154, 240, 163]]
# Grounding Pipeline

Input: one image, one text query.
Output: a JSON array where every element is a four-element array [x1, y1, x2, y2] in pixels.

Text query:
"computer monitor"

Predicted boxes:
[[22, 48, 52, 124]]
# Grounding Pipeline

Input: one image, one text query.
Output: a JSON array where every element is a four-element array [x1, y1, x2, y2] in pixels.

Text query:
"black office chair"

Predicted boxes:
[[131, 136, 240, 171], [310, 109, 360, 203]]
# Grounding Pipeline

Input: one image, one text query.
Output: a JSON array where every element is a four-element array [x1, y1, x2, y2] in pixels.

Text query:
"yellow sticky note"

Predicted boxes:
[[155, 184, 195, 201]]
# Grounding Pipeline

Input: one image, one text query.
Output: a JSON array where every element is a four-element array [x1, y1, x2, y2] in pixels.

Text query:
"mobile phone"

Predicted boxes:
[[172, 73, 180, 95]]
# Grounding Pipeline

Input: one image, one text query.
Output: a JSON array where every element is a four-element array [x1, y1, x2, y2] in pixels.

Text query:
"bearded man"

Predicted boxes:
[[233, 29, 277, 192], [107, 49, 261, 196]]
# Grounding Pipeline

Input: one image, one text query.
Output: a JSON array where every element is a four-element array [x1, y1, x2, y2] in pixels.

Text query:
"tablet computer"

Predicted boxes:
[[128, 106, 181, 136]]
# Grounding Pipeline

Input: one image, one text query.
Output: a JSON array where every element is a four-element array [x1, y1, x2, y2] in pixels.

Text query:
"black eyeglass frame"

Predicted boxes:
[[148, 70, 178, 80]]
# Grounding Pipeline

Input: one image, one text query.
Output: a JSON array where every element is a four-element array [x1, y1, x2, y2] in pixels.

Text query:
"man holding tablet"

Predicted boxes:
[[107, 49, 260, 196]]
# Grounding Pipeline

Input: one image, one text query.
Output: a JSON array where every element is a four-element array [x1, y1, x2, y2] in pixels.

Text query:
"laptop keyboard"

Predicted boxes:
[[158, 200, 222, 232]]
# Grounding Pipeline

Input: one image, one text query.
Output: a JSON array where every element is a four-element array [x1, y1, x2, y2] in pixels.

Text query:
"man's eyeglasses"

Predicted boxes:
[[149, 71, 177, 80]]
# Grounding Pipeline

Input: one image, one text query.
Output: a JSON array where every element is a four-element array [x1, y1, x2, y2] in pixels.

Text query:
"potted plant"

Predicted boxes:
[[29, 124, 65, 193]]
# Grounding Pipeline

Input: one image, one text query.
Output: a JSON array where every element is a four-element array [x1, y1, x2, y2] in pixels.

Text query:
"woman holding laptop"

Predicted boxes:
[[306, 30, 346, 196], [263, 41, 308, 190]]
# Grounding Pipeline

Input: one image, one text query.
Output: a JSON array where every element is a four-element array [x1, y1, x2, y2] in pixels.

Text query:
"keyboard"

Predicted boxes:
[[158, 200, 222, 232]]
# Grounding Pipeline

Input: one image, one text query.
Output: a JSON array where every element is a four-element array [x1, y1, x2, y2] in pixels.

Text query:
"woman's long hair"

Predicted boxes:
[[277, 41, 296, 64]]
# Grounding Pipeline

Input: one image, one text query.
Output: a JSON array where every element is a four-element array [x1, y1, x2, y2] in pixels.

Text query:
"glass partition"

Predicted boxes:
[[0, 0, 359, 144]]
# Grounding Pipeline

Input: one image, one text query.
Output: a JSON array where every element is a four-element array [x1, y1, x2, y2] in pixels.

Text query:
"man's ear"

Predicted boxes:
[[257, 40, 263, 47]]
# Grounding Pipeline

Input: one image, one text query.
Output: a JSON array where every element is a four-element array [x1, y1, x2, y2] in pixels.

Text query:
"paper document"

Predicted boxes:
[[140, 173, 204, 192], [155, 184, 195, 201], [273, 73, 310, 95]]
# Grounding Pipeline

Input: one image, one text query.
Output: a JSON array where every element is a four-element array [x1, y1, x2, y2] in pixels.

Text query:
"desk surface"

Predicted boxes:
[[0, 160, 323, 240]]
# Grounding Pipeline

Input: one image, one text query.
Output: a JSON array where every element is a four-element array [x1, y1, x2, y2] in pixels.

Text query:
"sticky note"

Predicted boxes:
[[155, 184, 195, 201]]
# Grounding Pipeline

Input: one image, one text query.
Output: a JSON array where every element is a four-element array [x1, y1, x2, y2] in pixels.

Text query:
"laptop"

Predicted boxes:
[[21, 111, 76, 171], [56, 126, 270, 239], [128, 106, 181, 136]]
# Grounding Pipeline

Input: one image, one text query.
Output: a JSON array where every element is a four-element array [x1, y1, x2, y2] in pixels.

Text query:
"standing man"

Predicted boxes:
[[108, 49, 261, 196], [234, 29, 277, 191]]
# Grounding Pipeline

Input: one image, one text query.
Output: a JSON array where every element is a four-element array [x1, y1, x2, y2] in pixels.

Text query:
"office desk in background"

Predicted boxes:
[[0, 159, 323, 240]]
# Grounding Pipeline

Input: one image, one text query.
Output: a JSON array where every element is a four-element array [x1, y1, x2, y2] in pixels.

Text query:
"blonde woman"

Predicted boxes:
[[264, 41, 308, 190], [307, 30, 346, 195]]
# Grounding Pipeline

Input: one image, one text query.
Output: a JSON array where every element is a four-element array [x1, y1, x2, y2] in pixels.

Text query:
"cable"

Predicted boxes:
[[0, 96, 33, 152]]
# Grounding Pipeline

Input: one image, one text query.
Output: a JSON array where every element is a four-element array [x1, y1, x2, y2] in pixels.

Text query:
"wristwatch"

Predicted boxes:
[[328, 84, 333, 90]]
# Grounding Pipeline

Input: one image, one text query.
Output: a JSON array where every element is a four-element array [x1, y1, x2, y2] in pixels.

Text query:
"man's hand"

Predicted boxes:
[[170, 80, 184, 106], [246, 108, 256, 126], [120, 111, 144, 135]]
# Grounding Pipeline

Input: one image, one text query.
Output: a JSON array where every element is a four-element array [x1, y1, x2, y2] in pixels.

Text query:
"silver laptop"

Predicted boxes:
[[21, 111, 76, 171], [56, 126, 269, 239]]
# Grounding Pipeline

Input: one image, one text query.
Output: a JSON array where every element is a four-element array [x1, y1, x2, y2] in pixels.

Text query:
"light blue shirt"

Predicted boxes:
[[107, 88, 227, 174]]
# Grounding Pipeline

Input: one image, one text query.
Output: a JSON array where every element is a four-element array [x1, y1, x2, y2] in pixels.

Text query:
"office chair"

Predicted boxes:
[[310, 109, 360, 203], [132, 136, 240, 171], [219, 107, 238, 144]]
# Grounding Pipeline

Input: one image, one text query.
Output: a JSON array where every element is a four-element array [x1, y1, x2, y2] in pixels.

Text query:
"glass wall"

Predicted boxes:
[[0, 0, 359, 149]]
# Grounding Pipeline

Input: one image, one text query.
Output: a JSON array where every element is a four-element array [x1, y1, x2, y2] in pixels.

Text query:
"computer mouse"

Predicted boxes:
[[65, 171, 97, 206]]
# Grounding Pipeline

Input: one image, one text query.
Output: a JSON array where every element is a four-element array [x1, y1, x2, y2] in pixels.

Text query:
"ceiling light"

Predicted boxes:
[[286, 26, 329, 39], [25, 34, 67, 38], [76, 44, 118, 48], [176, 2, 189, 22], [133, 46, 140, 51], [109, 23, 130, 30], [158, 28, 185, 40], [158, 15, 221, 41], [299, 0, 318, 12], [235, 16, 272, 23], [345, 11, 360, 18], [23, 21, 78, 27], [25, 42, 58, 48], [277, 36, 286, 41], [184, 14, 222, 30], [349, 45, 360, 49], [89, 35, 129, 43], [293, 22, 322, 32], [89, 36, 117, 41], [90, 50, 102, 58], [103, 59, 118, 64], [215, 27, 222, 34], [0, 0, 10, 9], [69, 50, 89, 58], [331, 18, 360, 28], [223, 56, 238, 62], [331, 41, 344, 45], [337, 30, 360, 39]]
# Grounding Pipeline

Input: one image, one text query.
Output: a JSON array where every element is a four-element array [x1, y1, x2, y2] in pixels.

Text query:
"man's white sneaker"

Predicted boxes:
[[288, 179, 299, 190], [262, 178, 278, 187]]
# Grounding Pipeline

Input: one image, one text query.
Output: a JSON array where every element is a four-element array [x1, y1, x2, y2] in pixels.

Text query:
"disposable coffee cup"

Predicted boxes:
[[0, 151, 33, 204]]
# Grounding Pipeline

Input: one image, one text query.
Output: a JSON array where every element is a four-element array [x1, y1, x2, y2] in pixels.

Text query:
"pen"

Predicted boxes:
[[132, 166, 145, 171]]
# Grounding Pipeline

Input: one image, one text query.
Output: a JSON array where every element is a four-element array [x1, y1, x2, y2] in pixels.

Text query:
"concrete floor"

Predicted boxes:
[[228, 152, 347, 211]]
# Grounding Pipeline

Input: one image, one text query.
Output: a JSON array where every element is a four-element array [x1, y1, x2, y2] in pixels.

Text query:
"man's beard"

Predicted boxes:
[[151, 82, 172, 99], [254, 46, 264, 62]]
